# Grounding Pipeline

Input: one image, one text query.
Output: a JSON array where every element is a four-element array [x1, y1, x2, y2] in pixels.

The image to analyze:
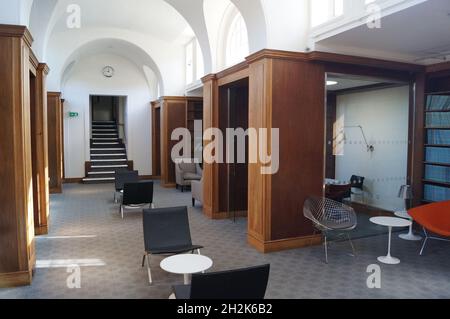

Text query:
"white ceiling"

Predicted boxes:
[[52, 0, 194, 43], [317, 0, 450, 64]]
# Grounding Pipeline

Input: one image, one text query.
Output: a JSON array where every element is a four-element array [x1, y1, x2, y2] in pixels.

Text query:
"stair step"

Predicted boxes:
[[92, 143, 120, 145], [92, 137, 119, 140], [91, 164, 128, 168], [92, 134, 119, 137], [91, 153, 126, 157], [91, 148, 125, 151], [91, 159, 127, 163], [88, 171, 116, 175]]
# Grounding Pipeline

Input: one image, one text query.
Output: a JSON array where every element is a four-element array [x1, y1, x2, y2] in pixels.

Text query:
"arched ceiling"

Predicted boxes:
[[60, 38, 164, 94], [26, 0, 269, 94]]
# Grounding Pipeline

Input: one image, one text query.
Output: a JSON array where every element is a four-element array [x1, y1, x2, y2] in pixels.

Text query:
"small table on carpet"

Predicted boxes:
[[394, 210, 422, 241], [160, 254, 213, 285], [370, 217, 412, 265]]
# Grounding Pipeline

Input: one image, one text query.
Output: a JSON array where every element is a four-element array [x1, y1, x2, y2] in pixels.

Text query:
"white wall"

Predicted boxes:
[[62, 53, 153, 178], [335, 86, 409, 211]]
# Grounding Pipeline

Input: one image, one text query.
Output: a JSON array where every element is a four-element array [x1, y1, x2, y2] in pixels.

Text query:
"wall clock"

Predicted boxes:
[[102, 66, 115, 78]]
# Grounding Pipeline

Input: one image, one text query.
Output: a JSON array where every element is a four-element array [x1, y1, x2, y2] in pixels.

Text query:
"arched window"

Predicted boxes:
[[225, 12, 249, 67]]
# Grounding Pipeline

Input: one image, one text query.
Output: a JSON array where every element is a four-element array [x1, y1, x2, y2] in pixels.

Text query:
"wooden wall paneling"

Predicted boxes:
[[270, 59, 325, 241], [218, 86, 232, 215], [411, 73, 426, 206], [160, 97, 187, 188], [229, 85, 249, 214], [47, 92, 63, 194], [61, 99, 65, 181], [247, 53, 324, 253], [29, 72, 39, 237], [34, 64, 50, 235], [247, 58, 273, 247], [202, 75, 220, 218], [0, 25, 35, 287], [151, 101, 161, 178], [325, 93, 337, 179]]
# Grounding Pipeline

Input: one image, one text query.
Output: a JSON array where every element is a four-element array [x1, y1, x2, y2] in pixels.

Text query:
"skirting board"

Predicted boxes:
[[34, 225, 49, 236], [63, 178, 83, 184], [248, 234, 323, 253], [0, 270, 32, 288], [49, 187, 62, 194], [161, 183, 177, 188]]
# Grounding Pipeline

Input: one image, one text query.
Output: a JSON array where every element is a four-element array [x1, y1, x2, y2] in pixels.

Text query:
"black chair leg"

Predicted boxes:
[[181, 186, 184, 193], [192, 198, 195, 207], [142, 254, 146, 267]]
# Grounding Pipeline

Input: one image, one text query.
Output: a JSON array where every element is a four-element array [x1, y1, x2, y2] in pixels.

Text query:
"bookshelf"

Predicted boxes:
[[423, 92, 450, 203]]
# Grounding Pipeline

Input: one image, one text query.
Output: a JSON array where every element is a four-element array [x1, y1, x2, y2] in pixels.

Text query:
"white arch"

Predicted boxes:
[[230, 0, 267, 52], [59, 38, 163, 96]]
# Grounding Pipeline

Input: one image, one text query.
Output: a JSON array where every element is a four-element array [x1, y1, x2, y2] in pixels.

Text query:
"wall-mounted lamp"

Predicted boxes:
[[344, 125, 375, 153]]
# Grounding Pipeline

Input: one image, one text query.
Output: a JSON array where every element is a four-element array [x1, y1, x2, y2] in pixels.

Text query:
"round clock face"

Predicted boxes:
[[102, 66, 114, 78]]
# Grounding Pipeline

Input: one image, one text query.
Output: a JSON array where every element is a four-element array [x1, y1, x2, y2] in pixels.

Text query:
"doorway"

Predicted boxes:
[[218, 78, 249, 221], [324, 72, 411, 239], [90, 95, 127, 139]]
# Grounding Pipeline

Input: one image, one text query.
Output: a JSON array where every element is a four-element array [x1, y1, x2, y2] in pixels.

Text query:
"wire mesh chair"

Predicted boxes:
[[303, 196, 357, 263]]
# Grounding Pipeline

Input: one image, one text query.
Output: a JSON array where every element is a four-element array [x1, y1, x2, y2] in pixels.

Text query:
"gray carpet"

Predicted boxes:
[[0, 182, 449, 299]]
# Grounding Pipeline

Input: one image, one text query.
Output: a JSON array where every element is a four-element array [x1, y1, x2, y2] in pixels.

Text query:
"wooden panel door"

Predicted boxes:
[[47, 92, 63, 194]]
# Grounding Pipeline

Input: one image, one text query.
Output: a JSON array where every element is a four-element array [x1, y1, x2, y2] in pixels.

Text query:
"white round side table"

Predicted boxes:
[[160, 254, 213, 285], [370, 217, 412, 265], [394, 211, 422, 241]]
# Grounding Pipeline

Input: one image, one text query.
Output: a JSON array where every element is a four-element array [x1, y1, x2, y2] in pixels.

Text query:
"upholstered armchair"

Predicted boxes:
[[175, 162, 202, 192], [192, 178, 203, 207]]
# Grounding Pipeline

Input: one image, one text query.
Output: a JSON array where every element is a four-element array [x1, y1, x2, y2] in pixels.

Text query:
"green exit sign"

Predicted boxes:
[[69, 112, 79, 118]]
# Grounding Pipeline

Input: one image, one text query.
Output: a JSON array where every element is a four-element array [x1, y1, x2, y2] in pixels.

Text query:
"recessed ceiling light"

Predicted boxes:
[[327, 80, 338, 86]]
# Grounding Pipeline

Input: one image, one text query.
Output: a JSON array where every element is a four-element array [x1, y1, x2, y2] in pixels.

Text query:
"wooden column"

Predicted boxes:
[[33, 64, 50, 235], [410, 72, 426, 207], [47, 92, 63, 194], [246, 50, 324, 253], [0, 25, 36, 287], [151, 100, 162, 178], [202, 75, 220, 218], [159, 97, 188, 188]]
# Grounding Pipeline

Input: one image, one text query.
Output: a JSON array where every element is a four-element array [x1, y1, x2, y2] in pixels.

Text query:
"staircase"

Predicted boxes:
[[82, 121, 130, 184]]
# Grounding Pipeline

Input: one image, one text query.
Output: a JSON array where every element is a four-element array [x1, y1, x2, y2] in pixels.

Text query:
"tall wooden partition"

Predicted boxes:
[[202, 63, 249, 219], [159, 97, 190, 188], [151, 100, 162, 178], [245, 51, 325, 252], [29, 53, 51, 235], [0, 25, 36, 287], [202, 50, 427, 253], [47, 92, 63, 194]]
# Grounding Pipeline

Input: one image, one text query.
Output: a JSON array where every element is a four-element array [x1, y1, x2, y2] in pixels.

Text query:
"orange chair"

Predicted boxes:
[[408, 201, 450, 255]]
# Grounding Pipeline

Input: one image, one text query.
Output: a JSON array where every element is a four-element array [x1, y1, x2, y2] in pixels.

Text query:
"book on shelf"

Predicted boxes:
[[426, 95, 450, 111]]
